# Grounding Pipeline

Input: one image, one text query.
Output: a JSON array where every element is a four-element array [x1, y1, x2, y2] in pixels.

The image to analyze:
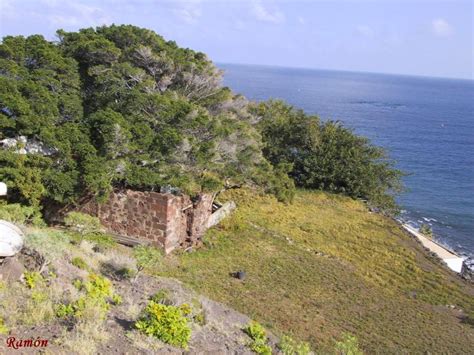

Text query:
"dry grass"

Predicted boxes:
[[158, 189, 474, 353]]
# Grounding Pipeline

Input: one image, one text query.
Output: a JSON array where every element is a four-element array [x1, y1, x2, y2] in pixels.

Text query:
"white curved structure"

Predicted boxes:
[[0, 182, 7, 196], [0, 220, 24, 257]]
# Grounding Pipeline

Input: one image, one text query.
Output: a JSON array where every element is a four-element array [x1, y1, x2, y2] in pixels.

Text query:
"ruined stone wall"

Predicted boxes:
[[78, 189, 213, 253]]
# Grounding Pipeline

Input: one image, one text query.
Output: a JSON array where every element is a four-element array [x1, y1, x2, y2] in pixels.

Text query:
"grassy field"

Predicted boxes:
[[159, 189, 474, 353]]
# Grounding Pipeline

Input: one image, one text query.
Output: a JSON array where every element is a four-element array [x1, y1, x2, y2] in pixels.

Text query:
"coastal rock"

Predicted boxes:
[[0, 220, 24, 257]]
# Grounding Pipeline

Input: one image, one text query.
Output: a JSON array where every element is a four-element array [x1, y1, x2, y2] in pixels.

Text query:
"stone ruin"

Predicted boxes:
[[71, 189, 235, 254]]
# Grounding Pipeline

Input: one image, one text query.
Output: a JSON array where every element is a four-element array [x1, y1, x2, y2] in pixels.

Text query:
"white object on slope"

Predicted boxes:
[[0, 182, 6, 196], [0, 220, 24, 257]]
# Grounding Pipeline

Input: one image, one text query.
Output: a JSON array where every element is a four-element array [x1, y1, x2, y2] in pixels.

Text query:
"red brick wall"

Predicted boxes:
[[78, 189, 214, 253]]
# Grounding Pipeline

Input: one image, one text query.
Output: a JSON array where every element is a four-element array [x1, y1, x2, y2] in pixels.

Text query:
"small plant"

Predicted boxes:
[[0, 203, 44, 226], [193, 311, 206, 326], [23, 271, 43, 289], [81, 273, 113, 299], [56, 303, 75, 318], [71, 256, 88, 270], [84, 232, 117, 249], [278, 335, 311, 355], [135, 301, 191, 349], [58, 274, 120, 321], [419, 224, 433, 238], [150, 289, 172, 304], [244, 321, 272, 355], [64, 212, 103, 236], [133, 245, 162, 281], [111, 294, 123, 305], [334, 333, 363, 355], [118, 267, 135, 280], [179, 303, 192, 316], [0, 317, 8, 334]]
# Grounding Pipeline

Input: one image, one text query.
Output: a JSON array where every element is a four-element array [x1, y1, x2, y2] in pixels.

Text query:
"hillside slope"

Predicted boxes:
[[159, 189, 474, 353]]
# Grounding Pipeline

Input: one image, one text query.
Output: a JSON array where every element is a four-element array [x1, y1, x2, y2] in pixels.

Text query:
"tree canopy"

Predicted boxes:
[[0, 25, 402, 213]]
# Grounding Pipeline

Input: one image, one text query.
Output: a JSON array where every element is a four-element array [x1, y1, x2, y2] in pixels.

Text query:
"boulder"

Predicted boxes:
[[0, 220, 24, 257], [0, 256, 25, 282]]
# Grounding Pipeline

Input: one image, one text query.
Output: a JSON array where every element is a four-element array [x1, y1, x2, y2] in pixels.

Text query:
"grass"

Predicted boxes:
[[158, 189, 474, 353]]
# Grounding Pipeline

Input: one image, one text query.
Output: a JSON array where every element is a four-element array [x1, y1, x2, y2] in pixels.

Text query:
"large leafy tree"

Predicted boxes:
[[0, 34, 99, 206], [0, 25, 291, 208]]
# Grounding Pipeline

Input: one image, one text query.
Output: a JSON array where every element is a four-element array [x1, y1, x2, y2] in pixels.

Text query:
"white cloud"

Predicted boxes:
[[356, 25, 375, 38], [172, 0, 202, 24], [251, 0, 285, 24], [0, 0, 15, 19], [298, 16, 306, 25], [432, 18, 453, 37], [45, 2, 112, 28]]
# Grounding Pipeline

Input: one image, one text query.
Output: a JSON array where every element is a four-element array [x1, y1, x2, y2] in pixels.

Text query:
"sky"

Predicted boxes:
[[0, 0, 472, 80]]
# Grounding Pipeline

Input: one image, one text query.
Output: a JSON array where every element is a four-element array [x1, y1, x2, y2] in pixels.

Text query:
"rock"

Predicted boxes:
[[0, 220, 24, 257], [0, 256, 25, 282], [231, 270, 246, 280]]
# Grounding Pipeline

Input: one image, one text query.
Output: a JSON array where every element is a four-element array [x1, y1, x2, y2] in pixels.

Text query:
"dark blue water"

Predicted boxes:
[[219, 63, 474, 259]]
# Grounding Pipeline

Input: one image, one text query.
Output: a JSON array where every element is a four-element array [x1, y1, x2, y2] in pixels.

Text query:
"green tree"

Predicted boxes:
[[255, 100, 404, 212]]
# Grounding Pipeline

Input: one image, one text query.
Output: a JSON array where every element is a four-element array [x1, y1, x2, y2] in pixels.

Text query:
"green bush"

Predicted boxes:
[[55, 303, 75, 318], [244, 321, 272, 355], [57, 274, 120, 321], [133, 245, 162, 280], [0, 203, 44, 225], [70, 231, 117, 250], [117, 266, 135, 280], [150, 290, 171, 304], [278, 335, 311, 355], [255, 100, 404, 213], [111, 294, 123, 305], [0, 317, 8, 334], [419, 224, 433, 238], [135, 301, 191, 349], [23, 271, 44, 289], [334, 333, 363, 355], [71, 257, 88, 270], [64, 212, 103, 236]]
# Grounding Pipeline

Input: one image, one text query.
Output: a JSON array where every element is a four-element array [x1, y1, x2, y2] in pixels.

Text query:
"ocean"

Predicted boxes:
[[219, 63, 474, 261]]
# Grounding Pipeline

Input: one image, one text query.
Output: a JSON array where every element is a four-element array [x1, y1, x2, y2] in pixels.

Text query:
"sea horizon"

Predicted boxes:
[[217, 61, 474, 83]]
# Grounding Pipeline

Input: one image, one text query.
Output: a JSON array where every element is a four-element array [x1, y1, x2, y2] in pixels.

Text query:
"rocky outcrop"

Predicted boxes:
[[0, 136, 57, 156]]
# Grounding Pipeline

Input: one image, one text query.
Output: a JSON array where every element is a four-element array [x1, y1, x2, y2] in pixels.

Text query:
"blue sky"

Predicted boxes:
[[0, 0, 472, 79]]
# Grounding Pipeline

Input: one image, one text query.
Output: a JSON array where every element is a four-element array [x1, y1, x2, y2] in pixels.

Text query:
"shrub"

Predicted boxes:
[[111, 294, 123, 305], [133, 245, 162, 280], [84, 232, 117, 249], [64, 212, 103, 236], [255, 100, 404, 213], [135, 301, 191, 349], [278, 335, 311, 355], [0, 203, 44, 225], [56, 303, 75, 318], [23, 271, 44, 289], [0, 317, 8, 334], [150, 290, 172, 305], [244, 321, 272, 355], [57, 274, 120, 321], [71, 256, 88, 270], [81, 273, 113, 299], [419, 224, 433, 238], [334, 333, 363, 355]]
